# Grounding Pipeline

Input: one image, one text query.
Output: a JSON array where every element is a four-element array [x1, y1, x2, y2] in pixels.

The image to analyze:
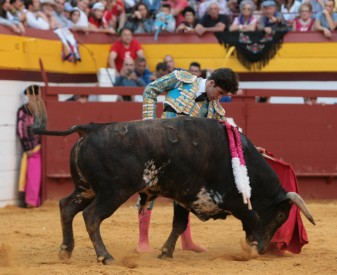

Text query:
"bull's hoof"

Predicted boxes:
[[158, 253, 173, 260], [97, 256, 115, 265], [59, 244, 73, 260], [59, 249, 72, 260]]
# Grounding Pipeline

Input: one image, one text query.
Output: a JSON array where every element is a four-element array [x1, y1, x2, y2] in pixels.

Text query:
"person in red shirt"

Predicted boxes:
[[88, 2, 116, 34], [108, 27, 145, 72], [103, 0, 126, 32]]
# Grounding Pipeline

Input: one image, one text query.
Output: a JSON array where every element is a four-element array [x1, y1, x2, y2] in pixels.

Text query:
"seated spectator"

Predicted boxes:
[[24, 0, 50, 29], [281, 0, 301, 28], [53, 0, 68, 27], [108, 27, 144, 73], [257, 0, 288, 34], [125, 2, 154, 34], [198, 0, 228, 18], [176, 6, 198, 33], [9, 0, 26, 27], [149, 61, 169, 81], [135, 57, 152, 85], [225, 0, 239, 23], [315, 0, 337, 38], [115, 57, 146, 101], [256, 96, 269, 103], [188, 61, 214, 79], [304, 96, 318, 105], [89, 2, 116, 34], [41, 0, 62, 29], [75, 0, 89, 28], [195, 1, 230, 36], [292, 2, 315, 31], [66, 94, 89, 103], [252, 0, 263, 19], [229, 0, 257, 31], [67, 5, 91, 32], [123, 0, 136, 14], [153, 3, 176, 40], [103, 0, 126, 33], [305, 0, 324, 18], [1, 0, 25, 33], [68, 7, 81, 27], [165, 0, 188, 26], [63, 2, 73, 23], [142, 0, 161, 16], [163, 54, 181, 73], [188, 61, 202, 77]]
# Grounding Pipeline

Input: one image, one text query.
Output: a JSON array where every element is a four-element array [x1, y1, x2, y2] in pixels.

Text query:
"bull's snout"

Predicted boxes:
[[257, 242, 268, 255], [247, 238, 267, 255]]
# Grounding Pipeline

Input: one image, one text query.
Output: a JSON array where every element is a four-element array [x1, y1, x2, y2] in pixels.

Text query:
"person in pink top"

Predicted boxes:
[[108, 27, 145, 73], [17, 85, 42, 208], [229, 0, 257, 31], [292, 2, 315, 31]]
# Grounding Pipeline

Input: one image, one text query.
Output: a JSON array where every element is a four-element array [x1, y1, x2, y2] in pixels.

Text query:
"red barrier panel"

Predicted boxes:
[[41, 87, 337, 200]]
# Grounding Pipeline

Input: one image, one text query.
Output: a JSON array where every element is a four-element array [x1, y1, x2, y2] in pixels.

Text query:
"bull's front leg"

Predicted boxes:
[[232, 208, 265, 253], [159, 202, 189, 259]]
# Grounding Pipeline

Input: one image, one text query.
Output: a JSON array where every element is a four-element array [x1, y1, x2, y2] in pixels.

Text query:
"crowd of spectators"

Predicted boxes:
[[1, 0, 336, 99], [0, 0, 336, 35]]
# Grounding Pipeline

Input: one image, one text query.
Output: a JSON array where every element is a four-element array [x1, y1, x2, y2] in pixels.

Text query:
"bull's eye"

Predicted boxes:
[[278, 213, 285, 220]]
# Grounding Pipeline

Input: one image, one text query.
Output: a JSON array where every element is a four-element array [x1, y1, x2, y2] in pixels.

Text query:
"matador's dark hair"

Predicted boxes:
[[208, 68, 239, 94]]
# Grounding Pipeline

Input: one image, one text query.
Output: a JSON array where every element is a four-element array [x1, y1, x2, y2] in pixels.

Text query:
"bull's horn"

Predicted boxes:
[[287, 192, 316, 225]]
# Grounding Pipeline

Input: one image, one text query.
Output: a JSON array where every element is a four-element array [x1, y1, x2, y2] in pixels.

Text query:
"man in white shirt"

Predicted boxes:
[[24, 0, 50, 29]]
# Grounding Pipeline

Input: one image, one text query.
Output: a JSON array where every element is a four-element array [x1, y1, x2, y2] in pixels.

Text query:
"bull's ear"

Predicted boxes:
[[273, 192, 290, 205]]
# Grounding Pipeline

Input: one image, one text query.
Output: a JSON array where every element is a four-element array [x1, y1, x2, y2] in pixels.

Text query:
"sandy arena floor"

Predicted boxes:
[[0, 200, 337, 275]]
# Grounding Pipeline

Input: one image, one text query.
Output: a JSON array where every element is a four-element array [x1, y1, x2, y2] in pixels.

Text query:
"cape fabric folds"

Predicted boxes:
[[217, 31, 288, 70], [264, 152, 309, 254]]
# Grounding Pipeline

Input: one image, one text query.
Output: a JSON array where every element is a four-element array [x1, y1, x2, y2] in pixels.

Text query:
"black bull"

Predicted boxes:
[[32, 116, 315, 265]]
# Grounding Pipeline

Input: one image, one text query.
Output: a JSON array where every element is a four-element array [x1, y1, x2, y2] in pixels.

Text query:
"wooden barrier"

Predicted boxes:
[[41, 86, 337, 200]]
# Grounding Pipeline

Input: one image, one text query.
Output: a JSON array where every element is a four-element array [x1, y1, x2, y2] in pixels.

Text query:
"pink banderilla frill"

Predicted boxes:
[[220, 121, 252, 210]]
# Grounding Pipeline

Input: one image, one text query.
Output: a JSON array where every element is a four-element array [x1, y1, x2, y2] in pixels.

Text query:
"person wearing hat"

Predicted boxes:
[[16, 85, 42, 208], [40, 0, 62, 29], [53, 0, 69, 27], [257, 0, 288, 34], [88, 1, 116, 34]]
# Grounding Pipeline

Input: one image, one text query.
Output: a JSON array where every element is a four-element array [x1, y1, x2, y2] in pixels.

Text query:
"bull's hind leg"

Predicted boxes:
[[59, 188, 94, 260], [159, 203, 189, 259], [82, 192, 128, 265]]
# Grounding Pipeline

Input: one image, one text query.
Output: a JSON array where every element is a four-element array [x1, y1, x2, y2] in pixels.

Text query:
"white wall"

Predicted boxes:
[[239, 81, 337, 104]]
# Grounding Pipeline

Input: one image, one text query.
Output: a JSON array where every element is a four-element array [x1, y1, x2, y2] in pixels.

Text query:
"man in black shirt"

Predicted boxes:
[[195, 2, 230, 36]]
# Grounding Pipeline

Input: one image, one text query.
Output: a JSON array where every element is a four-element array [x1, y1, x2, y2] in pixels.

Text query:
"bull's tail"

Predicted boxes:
[[32, 125, 89, 137]]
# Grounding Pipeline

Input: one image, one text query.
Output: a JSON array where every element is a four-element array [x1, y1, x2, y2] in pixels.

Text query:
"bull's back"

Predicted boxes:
[[76, 117, 229, 192]]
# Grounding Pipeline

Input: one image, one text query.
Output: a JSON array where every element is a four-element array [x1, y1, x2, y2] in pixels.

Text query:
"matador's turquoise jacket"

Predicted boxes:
[[143, 70, 226, 120]]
